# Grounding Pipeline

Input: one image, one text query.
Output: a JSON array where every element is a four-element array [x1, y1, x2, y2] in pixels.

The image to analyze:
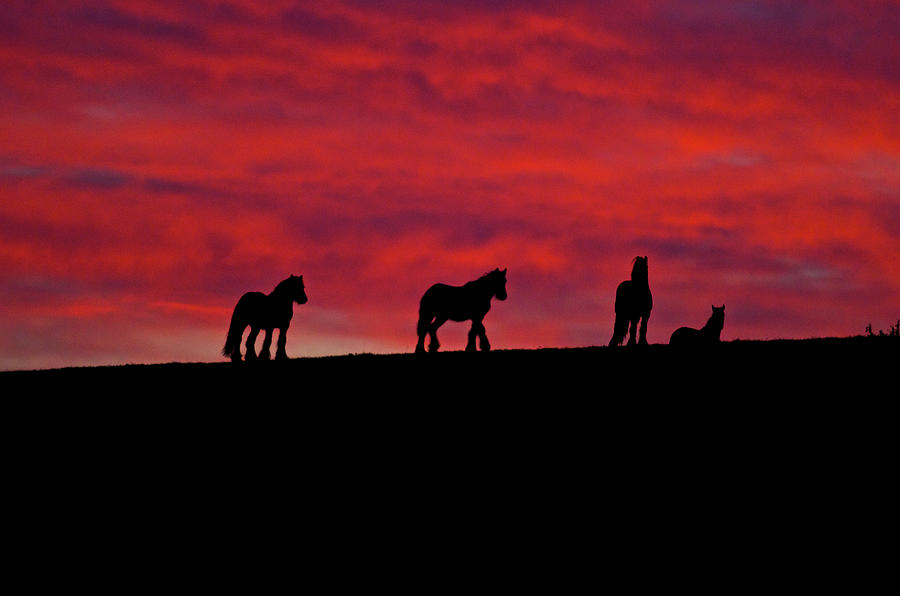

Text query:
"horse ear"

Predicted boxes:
[[502, 268, 507, 274]]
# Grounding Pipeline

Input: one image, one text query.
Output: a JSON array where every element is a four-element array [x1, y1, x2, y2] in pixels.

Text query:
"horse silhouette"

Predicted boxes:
[[416, 268, 507, 354], [670, 305, 725, 346], [609, 256, 652, 346], [223, 275, 308, 362]]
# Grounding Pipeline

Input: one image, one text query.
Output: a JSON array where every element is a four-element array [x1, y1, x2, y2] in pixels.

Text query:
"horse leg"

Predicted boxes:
[[474, 320, 491, 351], [609, 314, 626, 346], [638, 312, 649, 345], [626, 317, 638, 346], [259, 328, 273, 360], [428, 317, 446, 353], [229, 325, 245, 362], [466, 319, 482, 352], [276, 327, 289, 360], [244, 326, 260, 361], [416, 317, 431, 354], [416, 311, 433, 354]]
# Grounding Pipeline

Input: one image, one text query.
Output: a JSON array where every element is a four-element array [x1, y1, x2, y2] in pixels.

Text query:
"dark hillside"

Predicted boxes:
[[5, 335, 895, 396], [4, 336, 894, 456], [3, 336, 894, 584]]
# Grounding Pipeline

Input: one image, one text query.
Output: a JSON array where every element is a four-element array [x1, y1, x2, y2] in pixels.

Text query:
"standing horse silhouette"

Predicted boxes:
[[609, 256, 653, 346], [223, 275, 308, 362], [416, 268, 507, 354], [670, 305, 725, 346]]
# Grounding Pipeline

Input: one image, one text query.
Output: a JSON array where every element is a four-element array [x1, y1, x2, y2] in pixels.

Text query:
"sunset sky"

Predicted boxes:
[[2, 0, 898, 370]]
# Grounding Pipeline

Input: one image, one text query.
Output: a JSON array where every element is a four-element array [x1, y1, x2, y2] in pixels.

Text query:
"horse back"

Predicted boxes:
[[423, 282, 453, 295], [420, 282, 488, 321], [237, 291, 266, 308], [670, 326, 694, 345], [671, 326, 707, 346]]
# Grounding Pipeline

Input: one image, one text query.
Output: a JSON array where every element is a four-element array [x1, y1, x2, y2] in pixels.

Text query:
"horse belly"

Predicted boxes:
[[616, 282, 651, 314], [614, 282, 632, 313], [449, 300, 490, 322], [424, 285, 462, 319], [238, 293, 266, 324], [446, 310, 471, 322], [241, 293, 290, 328]]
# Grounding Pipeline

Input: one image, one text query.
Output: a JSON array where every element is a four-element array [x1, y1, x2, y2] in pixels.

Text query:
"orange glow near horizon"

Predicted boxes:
[[2, 0, 898, 369]]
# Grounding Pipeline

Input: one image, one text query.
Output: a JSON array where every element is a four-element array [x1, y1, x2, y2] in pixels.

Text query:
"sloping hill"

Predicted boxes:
[[4, 335, 895, 394], [2, 336, 894, 586]]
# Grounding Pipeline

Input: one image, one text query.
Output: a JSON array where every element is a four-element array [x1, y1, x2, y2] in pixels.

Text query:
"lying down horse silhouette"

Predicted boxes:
[[223, 275, 308, 362], [669, 305, 725, 346], [416, 268, 507, 353], [609, 256, 653, 346]]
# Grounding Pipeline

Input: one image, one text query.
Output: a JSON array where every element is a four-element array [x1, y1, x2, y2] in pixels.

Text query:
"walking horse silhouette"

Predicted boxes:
[[609, 256, 652, 346], [223, 275, 308, 362], [416, 268, 507, 354]]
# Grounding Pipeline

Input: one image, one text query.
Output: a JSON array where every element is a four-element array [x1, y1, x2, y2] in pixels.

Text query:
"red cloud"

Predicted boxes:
[[1, 1, 898, 368]]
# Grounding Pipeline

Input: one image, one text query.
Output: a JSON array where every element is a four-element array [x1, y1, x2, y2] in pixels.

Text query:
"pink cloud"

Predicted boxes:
[[1, 1, 898, 368]]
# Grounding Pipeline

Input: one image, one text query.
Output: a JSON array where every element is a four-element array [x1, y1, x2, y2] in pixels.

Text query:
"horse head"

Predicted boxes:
[[631, 256, 648, 283], [709, 304, 725, 328], [290, 274, 308, 305], [493, 268, 508, 301]]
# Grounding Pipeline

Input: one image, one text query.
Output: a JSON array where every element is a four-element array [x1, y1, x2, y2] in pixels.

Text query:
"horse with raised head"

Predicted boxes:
[[609, 256, 653, 346], [416, 268, 507, 354], [223, 275, 308, 362], [669, 305, 725, 346]]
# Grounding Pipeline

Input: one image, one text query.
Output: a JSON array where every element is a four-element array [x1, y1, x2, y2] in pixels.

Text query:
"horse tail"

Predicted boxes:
[[223, 297, 247, 359], [608, 281, 629, 346], [609, 312, 628, 346]]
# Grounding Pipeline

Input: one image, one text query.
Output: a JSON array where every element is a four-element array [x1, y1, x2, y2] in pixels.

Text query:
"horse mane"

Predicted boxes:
[[463, 268, 501, 286], [271, 276, 292, 294], [271, 274, 301, 296]]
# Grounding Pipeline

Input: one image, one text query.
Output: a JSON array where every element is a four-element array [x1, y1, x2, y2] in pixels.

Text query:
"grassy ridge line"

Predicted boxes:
[[2, 335, 895, 381], [2, 336, 894, 508]]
